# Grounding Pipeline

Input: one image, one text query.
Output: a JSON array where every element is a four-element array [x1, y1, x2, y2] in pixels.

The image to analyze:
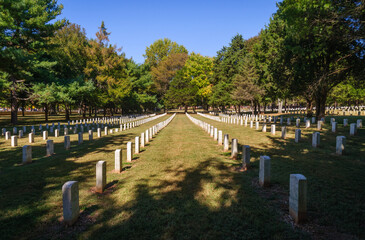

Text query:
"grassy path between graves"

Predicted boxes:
[[0, 114, 171, 240], [73, 114, 306, 239], [193, 114, 365, 239]]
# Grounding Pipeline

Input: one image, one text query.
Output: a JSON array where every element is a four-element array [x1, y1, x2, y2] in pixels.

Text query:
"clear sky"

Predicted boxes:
[[57, 0, 280, 64]]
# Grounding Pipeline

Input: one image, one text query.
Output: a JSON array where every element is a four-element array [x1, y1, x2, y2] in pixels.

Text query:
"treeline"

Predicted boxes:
[[164, 0, 365, 119], [1, 0, 364, 124]]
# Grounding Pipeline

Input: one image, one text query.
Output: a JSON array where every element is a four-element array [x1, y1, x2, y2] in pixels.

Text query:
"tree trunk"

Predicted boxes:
[[251, 100, 255, 115], [315, 92, 327, 120], [184, 105, 188, 113], [10, 83, 18, 125], [44, 105, 49, 122], [278, 99, 283, 114], [306, 99, 313, 118], [82, 104, 86, 118], [103, 107, 106, 117], [284, 99, 287, 112], [21, 101, 25, 117], [65, 105, 70, 121]]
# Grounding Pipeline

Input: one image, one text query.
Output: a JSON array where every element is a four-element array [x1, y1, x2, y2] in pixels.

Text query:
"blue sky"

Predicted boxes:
[[57, 0, 279, 64]]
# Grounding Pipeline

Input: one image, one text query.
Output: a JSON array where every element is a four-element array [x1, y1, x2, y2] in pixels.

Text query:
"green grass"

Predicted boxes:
[[194, 113, 365, 239], [0, 114, 308, 239], [1, 113, 363, 239]]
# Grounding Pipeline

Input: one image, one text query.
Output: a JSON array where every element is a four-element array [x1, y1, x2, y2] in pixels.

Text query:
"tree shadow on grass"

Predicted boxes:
[[78, 157, 307, 240], [0, 128, 151, 239], [255, 124, 365, 239]]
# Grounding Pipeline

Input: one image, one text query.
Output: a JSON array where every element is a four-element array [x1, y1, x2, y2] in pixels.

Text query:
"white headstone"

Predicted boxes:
[[259, 156, 271, 187], [231, 139, 238, 159], [135, 137, 140, 154], [46, 140, 54, 156], [22, 145, 32, 164], [11, 135, 17, 147], [242, 145, 250, 169], [295, 129, 301, 143], [289, 174, 307, 224], [115, 149, 122, 173], [64, 136, 71, 150], [127, 142, 132, 162], [62, 181, 79, 225], [96, 161, 106, 193], [336, 136, 346, 155], [312, 132, 320, 147], [223, 134, 229, 152]]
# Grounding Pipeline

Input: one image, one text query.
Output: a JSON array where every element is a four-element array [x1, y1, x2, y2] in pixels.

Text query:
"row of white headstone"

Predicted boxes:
[[62, 113, 176, 225], [203, 112, 362, 156], [2, 113, 155, 138], [19, 113, 168, 165], [187, 113, 307, 224]]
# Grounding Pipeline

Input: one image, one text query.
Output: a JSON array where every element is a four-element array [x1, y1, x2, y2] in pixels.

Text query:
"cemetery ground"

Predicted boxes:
[[0, 114, 364, 239]]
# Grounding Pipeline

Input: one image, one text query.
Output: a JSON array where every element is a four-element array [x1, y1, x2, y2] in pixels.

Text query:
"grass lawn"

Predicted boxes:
[[0, 113, 363, 239], [194, 113, 365, 239]]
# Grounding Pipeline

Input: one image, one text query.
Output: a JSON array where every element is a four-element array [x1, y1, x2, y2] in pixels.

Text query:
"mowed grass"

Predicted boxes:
[[0, 114, 308, 239], [194, 113, 365, 239], [0, 114, 171, 239]]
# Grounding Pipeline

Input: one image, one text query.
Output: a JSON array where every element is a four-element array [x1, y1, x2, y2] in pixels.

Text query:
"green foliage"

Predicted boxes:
[[151, 52, 188, 99], [126, 61, 157, 112], [84, 22, 131, 109], [164, 70, 198, 110], [183, 53, 214, 103], [144, 38, 188, 67], [231, 54, 264, 107], [261, 0, 365, 117], [49, 23, 89, 79]]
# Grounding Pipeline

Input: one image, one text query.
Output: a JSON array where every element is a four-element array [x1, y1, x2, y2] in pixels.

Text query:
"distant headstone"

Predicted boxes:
[[312, 132, 320, 147], [11, 136, 17, 147], [78, 132, 83, 144], [331, 122, 337, 133], [127, 142, 132, 162], [64, 136, 71, 150], [262, 124, 267, 133], [336, 136, 346, 155], [141, 132, 145, 148], [135, 137, 140, 154], [349, 123, 357, 136], [43, 131, 48, 140], [218, 130, 223, 145], [231, 139, 238, 159], [281, 126, 287, 139], [271, 124, 276, 135], [295, 129, 301, 143], [223, 134, 229, 152], [343, 119, 348, 127], [5, 131, 10, 140], [89, 130, 93, 141], [29, 133, 34, 143]]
